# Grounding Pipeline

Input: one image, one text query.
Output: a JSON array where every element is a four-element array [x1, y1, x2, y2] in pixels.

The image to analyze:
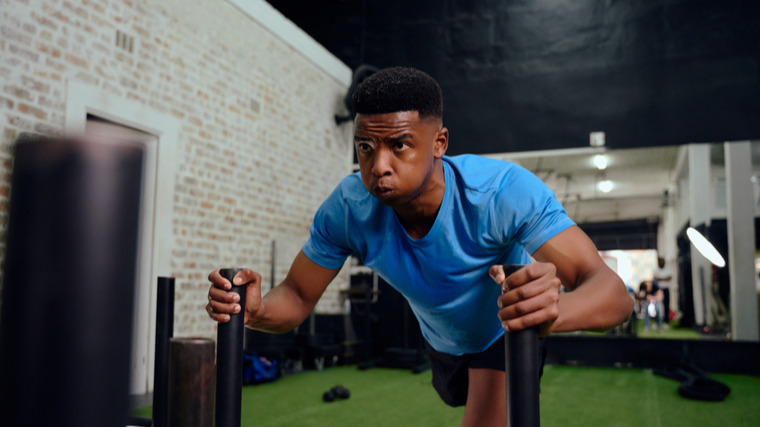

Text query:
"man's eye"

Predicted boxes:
[[358, 143, 372, 152], [394, 142, 407, 150]]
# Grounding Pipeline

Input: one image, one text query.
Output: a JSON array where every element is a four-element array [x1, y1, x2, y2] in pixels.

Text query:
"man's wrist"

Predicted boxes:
[[548, 293, 567, 333], [245, 300, 266, 329]]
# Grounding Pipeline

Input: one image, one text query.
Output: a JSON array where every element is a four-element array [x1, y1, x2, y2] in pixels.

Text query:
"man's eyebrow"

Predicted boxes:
[[384, 134, 412, 143], [353, 134, 413, 143]]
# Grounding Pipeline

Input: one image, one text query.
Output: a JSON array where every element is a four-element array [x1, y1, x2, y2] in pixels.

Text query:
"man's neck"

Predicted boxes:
[[393, 160, 446, 240]]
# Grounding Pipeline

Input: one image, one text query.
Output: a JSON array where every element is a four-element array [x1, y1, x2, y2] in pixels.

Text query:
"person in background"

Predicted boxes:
[[640, 280, 664, 332], [653, 257, 672, 328], [623, 284, 637, 335]]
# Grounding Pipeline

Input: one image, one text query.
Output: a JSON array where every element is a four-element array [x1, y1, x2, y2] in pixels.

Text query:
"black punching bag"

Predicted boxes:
[[0, 137, 144, 427]]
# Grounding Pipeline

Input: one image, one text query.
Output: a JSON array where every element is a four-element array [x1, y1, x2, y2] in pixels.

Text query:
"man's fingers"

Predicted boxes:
[[207, 268, 264, 325], [233, 268, 261, 286], [502, 306, 559, 333], [488, 265, 506, 284], [500, 275, 561, 307], [490, 262, 556, 292], [503, 262, 556, 291], [208, 269, 232, 290], [494, 262, 560, 336], [208, 299, 241, 315], [208, 267, 261, 289], [209, 286, 239, 303], [498, 289, 559, 321], [205, 303, 230, 323]]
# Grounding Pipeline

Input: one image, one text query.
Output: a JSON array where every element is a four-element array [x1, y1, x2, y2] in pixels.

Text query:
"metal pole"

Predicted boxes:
[[168, 338, 215, 427], [153, 277, 175, 427], [503, 265, 540, 427], [0, 137, 144, 427], [271, 240, 276, 291], [365, 276, 372, 361], [216, 268, 246, 427]]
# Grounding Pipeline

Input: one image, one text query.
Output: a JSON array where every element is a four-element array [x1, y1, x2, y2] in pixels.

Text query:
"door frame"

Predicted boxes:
[[65, 80, 178, 395]]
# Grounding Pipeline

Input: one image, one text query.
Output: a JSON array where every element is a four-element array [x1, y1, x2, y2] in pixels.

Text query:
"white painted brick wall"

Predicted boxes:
[[0, 0, 352, 338]]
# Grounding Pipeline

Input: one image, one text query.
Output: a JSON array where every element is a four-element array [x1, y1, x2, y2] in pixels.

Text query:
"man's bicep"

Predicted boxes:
[[283, 250, 343, 308], [531, 225, 605, 291]]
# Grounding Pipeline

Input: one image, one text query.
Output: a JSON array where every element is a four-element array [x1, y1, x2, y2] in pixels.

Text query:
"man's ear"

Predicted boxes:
[[434, 126, 449, 159]]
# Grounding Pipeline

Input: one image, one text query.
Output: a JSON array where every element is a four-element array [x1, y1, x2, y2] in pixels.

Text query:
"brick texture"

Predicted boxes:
[[0, 0, 352, 338]]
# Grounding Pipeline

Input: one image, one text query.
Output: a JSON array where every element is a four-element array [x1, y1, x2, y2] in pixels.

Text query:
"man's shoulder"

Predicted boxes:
[[339, 172, 364, 192], [320, 172, 382, 219], [445, 154, 518, 175], [444, 154, 526, 193], [332, 172, 373, 202]]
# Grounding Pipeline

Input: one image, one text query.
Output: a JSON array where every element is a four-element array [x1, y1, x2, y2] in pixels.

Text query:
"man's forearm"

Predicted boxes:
[[245, 282, 313, 334], [551, 269, 633, 333]]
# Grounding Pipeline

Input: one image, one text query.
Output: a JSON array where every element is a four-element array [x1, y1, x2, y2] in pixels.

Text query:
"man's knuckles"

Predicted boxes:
[[524, 262, 556, 279], [550, 290, 560, 304], [209, 300, 237, 314], [242, 268, 262, 282], [517, 286, 534, 300], [513, 301, 531, 316]]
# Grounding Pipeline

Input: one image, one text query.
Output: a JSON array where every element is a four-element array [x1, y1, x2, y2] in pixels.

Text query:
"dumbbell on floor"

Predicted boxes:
[[322, 385, 351, 402]]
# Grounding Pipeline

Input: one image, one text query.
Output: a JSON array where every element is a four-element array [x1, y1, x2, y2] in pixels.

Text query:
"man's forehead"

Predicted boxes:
[[354, 111, 444, 136], [355, 111, 421, 126]]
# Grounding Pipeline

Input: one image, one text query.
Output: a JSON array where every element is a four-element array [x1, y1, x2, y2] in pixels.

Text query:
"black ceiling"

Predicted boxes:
[[269, 0, 760, 155]]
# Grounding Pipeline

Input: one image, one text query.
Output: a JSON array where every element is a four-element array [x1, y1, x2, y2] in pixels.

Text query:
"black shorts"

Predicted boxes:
[[424, 334, 547, 407]]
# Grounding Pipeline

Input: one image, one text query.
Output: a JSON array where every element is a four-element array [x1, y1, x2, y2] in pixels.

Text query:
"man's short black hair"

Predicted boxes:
[[352, 67, 443, 121]]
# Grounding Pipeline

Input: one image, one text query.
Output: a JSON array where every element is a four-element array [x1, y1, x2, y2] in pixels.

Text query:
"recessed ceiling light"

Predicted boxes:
[[599, 180, 613, 193], [594, 155, 607, 170]]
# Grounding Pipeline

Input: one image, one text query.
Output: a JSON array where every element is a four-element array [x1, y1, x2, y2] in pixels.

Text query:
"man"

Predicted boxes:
[[206, 67, 633, 426], [639, 280, 665, 332]]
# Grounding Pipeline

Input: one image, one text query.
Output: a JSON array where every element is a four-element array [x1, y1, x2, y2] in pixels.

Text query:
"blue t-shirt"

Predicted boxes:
[[302, 155, 575, 355]]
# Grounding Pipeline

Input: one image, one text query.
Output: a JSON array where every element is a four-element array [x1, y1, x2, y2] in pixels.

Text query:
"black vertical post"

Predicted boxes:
[[168, 338, 215, 427], [153, 277, 175, 427], [503, 265, 540, 427], [364, 275, 372, 361], [216, 268, 246, 427], [0, 137, 144, 427], [271, 240, 276, 290]]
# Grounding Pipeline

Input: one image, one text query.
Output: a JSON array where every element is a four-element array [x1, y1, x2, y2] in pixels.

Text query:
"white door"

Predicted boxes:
[[85, 116, 158, 396]]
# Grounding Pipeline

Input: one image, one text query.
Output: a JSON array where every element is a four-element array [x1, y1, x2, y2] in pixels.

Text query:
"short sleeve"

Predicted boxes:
[[302, 183, 354, 269], [492, 164, 575, 254]]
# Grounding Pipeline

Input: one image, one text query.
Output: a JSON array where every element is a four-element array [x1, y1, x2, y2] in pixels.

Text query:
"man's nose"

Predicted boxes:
[[372, 148, 393, 177]]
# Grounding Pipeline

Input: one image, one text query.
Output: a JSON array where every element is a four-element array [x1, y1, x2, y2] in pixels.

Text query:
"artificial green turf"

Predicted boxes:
[[634, 319, 703, 340], [540, 366, 760, 427], [134, 365, 760, 426], [582, 319, 702, 340]]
